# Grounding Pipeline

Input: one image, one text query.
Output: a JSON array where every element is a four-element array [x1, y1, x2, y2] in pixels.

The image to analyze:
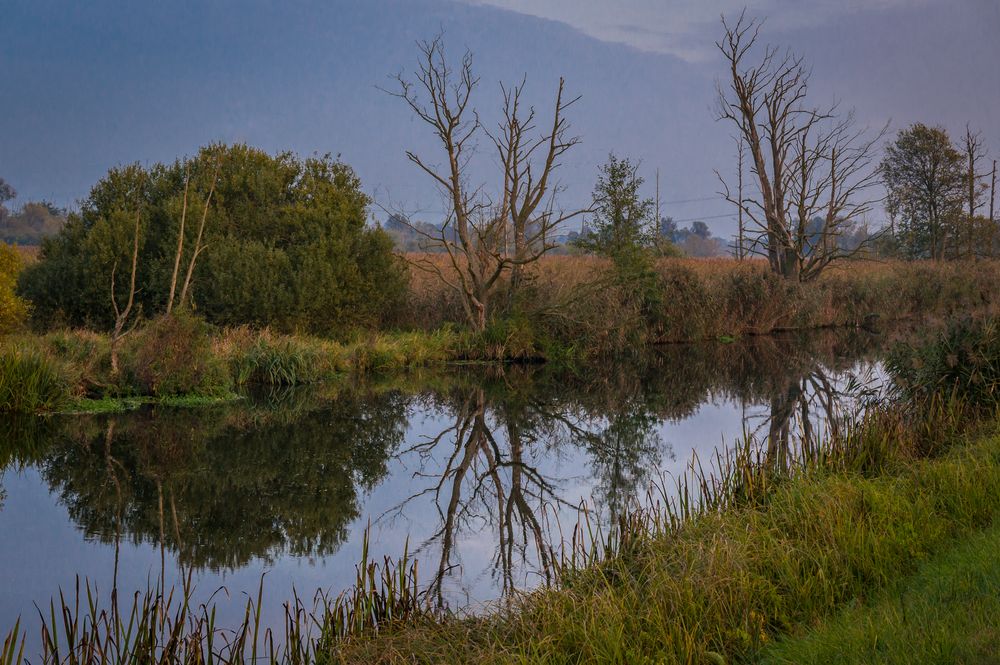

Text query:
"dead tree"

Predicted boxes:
[[388, 36, 583, 330], [488, 76, 584, 299], [165, 152, 221, 314], [715, 12, 885, 281], [166, 164, 190, 315], [110, 206, 143, 376], [990, 160, 997, 257], [178, 151, 222, 309], [962, 125, 989, 258]]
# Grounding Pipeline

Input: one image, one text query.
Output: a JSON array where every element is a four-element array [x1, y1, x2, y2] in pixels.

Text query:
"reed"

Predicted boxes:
[[0, 347, 70, 413]]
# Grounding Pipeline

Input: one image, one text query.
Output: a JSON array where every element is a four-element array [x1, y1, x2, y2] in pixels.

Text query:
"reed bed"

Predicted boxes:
[[399, 255, 1000, 347], [0, 347, 71, 413]]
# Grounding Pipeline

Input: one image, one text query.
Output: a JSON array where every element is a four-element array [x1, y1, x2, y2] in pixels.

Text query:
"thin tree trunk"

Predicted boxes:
[[167, 165, 191, 314]]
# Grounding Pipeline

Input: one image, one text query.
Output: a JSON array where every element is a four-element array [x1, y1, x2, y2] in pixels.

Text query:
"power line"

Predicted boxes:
[[665, 212, 735, 224], [660, 195, 720, 205]]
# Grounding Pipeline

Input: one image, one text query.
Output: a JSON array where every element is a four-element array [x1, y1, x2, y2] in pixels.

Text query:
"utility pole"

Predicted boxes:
[[991, 160, 997, 258], [655, 168, 661, 237]]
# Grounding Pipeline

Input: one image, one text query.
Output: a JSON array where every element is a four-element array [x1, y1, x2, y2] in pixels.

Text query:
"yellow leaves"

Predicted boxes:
[[0, 243, 30, 334]]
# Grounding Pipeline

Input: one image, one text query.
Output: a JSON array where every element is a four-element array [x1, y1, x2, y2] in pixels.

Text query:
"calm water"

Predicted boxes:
[[0, 330, 893, 635]]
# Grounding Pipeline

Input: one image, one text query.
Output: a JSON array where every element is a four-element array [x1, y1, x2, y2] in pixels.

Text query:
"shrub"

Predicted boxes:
[[0, 243, 29, 334], [0, 348, 70, 412], [123, 313, 230, 396], [886, 316, 1000, 410]]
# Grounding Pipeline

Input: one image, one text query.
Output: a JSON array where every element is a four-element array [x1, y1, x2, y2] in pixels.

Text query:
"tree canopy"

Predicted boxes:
[[18, 144, 406, 334], [881, 124, 966, 260]]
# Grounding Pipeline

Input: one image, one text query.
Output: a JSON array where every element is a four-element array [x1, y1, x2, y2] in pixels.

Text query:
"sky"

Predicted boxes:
[[1, 0, 998, 239]]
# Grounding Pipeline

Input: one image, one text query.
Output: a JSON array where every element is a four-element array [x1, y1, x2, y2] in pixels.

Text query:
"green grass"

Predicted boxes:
[[0, 348, 71, 413], [761, 521, 1000, 664]]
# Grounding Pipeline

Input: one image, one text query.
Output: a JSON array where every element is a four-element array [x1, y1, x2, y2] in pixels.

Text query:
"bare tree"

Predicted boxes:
[[387, 36, 584, 330], [110, 206, 142, 376], [990, 159, 997, 257], [962, 125, 989, 258], [488, 76, 584, 299], [167, 152, 222, 314], [715, 12, 886, 281], [166, 164, 190, 316], [178, 151, 222, 309]]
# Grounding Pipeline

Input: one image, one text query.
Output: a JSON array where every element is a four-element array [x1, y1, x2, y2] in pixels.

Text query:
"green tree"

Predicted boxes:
[[0, 243, 30, 333], [575, 155, 656, 259], [18, 144, 407, 335], [881, 124, 966, 260]]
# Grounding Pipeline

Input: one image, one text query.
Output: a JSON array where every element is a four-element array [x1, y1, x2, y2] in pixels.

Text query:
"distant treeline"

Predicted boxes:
[[0, 201, 66, 245]]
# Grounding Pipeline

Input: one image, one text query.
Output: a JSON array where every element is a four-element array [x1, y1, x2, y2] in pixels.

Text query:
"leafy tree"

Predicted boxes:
[[881, 124, 965, 259], [0, 243, 29, 332], [39, 390, 407, 570], [0, 178, 15, 218], [575, 155, 656, 258], [18, 144, 407, 335]]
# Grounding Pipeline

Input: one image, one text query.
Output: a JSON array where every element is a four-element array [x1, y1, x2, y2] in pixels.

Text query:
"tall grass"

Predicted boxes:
[[398, 256, 1000, 354], [0, 348, 70, 413]]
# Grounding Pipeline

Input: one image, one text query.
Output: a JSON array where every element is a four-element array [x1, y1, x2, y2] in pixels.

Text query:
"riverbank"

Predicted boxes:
[[3, 259, 1000, 415], [324, 414, 1000, 663], [760, 518, 1000, 663]]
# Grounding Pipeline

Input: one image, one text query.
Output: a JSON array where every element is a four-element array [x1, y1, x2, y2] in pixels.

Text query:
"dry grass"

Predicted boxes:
[[396, 255, 1000, 349]]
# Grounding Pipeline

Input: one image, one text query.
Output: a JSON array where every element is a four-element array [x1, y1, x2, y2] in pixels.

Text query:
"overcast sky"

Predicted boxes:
[[2, 0, 998, 238]]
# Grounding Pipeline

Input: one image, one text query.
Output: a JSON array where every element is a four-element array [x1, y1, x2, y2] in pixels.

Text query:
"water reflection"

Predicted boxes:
[[6, 389, 407, 570], [0, 328, 897, 623]]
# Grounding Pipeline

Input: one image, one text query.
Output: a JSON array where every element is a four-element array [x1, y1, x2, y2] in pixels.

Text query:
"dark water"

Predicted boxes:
[[0, 330, 893, 635]]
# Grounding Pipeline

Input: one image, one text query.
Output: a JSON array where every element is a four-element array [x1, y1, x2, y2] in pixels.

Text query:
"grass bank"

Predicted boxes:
[[3, 258, 1000, 414], [324, 413, 1000, 664], [760, 520, 1000, 664]]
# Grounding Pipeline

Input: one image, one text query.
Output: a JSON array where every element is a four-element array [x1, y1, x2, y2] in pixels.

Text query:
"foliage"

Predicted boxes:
[[886, 316, 1000, 410], [17, 144, 407, 335], [122, 312, 231, 397], [574, 155, 656, 258], [0, 348, 70, 413], [0, 243, 30, 333], [881, 123, 966, 260], [0, 201, 66, 245]]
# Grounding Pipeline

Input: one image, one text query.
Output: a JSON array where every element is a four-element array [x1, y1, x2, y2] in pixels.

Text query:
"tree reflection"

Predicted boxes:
[[34, 389, 407, 570]]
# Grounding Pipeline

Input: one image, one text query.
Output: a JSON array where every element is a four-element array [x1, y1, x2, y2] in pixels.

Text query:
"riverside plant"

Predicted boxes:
[[0, 348, 70, 413]]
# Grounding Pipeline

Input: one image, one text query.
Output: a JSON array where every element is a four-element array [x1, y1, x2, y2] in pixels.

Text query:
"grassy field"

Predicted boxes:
[[400, 256, 1000, 346], [760, 522, 1000, 664]]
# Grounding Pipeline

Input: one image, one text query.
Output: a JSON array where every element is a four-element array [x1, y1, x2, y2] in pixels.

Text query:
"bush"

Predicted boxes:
[[123, 313, 231, 397], [0, 243, 29, 333], [0, 348, 71, 412], [18, 144, 408, 336], [886, 316, 1000, 410]]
